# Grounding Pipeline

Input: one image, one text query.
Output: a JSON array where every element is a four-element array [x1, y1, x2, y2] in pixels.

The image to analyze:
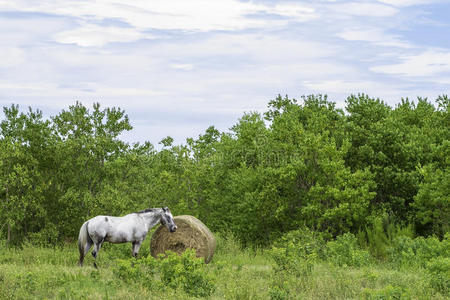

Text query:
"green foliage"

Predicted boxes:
[[159, 250, 215, 297], [114, 258, 145, 283], [113, 250, 215, 298], [269, 285, 290, 300], [364, 216, 390, 259], [27, 223, 59, 247], [270, 246, 314, 277], [273, 227, 326, 261], [345, 95, 448, 226], [426, 257, 450, 295], [326, 233, 373, 267], [362, 285, 411, 300], [0, 93, 448, 248], [268, 228, 323, 300], [413, 163, 450, 237], [1, 239, 450, 299], [361, 214, 414, 259], [386, 234, 450, 268]]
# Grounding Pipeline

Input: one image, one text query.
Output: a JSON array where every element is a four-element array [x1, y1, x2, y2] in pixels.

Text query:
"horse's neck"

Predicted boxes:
[[140, 211, 161, 228]]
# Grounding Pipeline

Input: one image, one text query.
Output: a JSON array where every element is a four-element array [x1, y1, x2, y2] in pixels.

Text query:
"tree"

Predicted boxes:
[[0, 105, 49, 243], [49, 102, 132, 238]]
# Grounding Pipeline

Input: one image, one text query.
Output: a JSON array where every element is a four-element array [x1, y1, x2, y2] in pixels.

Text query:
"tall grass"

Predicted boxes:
[[0, 231, 448, 299]]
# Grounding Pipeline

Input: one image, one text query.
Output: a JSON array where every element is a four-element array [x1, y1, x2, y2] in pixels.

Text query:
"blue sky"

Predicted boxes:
[[0, 0, 449, 145]]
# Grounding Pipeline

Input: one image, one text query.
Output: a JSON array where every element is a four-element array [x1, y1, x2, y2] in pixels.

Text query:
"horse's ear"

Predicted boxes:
[[162, 207, 168, 212]]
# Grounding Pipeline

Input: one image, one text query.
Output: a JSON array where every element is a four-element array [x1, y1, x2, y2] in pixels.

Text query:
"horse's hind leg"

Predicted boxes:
[[79, 241, 93, 266], [92, 240, 103, 269]]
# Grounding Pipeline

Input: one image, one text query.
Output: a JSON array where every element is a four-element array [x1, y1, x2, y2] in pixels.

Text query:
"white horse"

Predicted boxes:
[[78, 207, 177, 267]]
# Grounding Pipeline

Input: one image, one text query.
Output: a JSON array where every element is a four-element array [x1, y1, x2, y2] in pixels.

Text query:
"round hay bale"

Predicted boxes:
[[150, 215, 216, 263]]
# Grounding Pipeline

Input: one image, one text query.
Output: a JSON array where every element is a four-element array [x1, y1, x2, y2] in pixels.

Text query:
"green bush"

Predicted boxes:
[[268, 249, 297, 300], [387, 234, 449, 268], [114, 259, 143, 283], [426, 257, 450, 295], [113, 249, 215, 297], [273, 228, 326, 260], [268, 229, 325, 299], [326, 233, 372, 267], [386, 236, 418, 267], [269, 227, 325, 277], [158, 250, 215, 297], [358, 214, 415, 260], [270, 245, 314, 277], [26, 223, 59, 247]]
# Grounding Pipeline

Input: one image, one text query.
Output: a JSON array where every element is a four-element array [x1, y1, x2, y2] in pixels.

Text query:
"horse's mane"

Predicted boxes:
[[134, 208, 155, 214]]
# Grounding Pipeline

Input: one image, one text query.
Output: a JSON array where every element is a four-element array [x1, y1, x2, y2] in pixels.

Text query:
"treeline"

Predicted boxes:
[[0, 94, 448, 246]]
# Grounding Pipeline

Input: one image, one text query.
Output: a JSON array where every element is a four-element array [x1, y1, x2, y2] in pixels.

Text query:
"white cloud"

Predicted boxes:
[[378, 0, 441, 6], [53, 24, 150, 47], [0, 0, 448, 145], [371, 50, 450, 77], [336, 28, 412, 48], [302, 79, 401, 96], [272, 3, 316, 19], [170, 64, 194, 71], [0, 0, 317, 32], [0, 47, 26, 67], [0, 1, 319, 48], [0, 16, 71, 47], [330, 2, 398, 17], [433, 77, 450, 85], [0, 82, 164, 98], [159, 33, 337, 63]]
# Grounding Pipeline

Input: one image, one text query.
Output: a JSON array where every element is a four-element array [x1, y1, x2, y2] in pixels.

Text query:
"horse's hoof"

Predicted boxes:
[[93, 262, 98, 269]]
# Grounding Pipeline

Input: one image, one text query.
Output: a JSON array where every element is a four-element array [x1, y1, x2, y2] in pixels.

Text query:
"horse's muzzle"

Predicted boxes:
[[170, 226, 177, 233]]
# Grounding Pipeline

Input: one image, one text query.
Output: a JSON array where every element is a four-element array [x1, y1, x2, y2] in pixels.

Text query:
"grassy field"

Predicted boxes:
[[0, 233, 448, 299]]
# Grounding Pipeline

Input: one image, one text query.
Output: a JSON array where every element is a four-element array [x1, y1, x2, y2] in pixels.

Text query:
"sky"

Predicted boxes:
[[0, 0, 449, 146]]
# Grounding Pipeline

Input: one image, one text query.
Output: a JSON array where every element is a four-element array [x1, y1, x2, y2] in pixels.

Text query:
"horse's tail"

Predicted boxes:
[[78, 221, 93, 266]]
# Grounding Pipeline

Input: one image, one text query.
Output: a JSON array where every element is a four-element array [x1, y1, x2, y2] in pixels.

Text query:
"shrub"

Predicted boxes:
[[326, 233, 372, 267], [386, 236, 417, 267], [426, 257, 450, 295], [272, 227, 326, 260], [360, 214, 415, 260], [268, 229, 325, 299], [270, 245, 313, 277], [27, 223, 59, 247], [158, 249, 215, 297], [268, 247, 298, 300], [387, 234, 449, 268], [114, 249, 215, 297], [113, 259, 143, 283]]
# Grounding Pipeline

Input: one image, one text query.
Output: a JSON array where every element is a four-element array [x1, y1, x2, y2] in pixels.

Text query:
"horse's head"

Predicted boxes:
[[160, 207, 177, 233]]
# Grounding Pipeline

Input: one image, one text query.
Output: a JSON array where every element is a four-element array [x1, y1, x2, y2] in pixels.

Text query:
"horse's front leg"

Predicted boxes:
[[132, 240, 143, 258]]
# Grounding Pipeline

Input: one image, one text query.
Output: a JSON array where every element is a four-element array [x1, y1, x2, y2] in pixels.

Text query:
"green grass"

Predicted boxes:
[[0, 234, 448, 300]]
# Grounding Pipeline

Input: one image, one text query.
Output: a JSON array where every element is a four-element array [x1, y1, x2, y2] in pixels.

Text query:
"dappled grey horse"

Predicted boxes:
[[78, 207, 177, 268]]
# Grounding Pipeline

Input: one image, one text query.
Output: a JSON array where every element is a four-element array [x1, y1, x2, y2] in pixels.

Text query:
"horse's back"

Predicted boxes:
[[90, 215, 124, 228], [88, 214, 141, 243]]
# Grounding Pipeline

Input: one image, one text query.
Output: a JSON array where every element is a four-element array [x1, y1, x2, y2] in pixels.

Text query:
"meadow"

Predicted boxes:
[[0, 230, 448, 299]]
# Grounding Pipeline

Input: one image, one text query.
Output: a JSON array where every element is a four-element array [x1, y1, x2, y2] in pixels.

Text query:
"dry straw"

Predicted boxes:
[[150, 215, 216, 263]]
